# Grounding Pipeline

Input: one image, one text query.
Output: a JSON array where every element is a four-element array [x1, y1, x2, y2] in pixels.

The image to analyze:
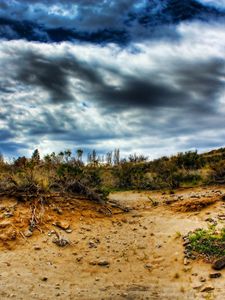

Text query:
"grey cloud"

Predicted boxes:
[[1, 20, 225, 157], [12, 51, 103, 103], [2, 45, 225, 115]]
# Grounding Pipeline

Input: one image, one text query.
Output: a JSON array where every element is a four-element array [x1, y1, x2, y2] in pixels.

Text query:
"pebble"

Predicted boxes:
[[98, 260, 110, 266], [24, 229, 33, 237], [53, 221, 70, 230], [41, 277, 48, 282], [33, 245, 41, 250], [209, 273, 222, 279], [200, 286, 214, 292], [212, 256, 225, 270]]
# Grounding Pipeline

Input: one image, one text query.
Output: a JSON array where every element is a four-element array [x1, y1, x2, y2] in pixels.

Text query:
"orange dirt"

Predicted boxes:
[[0, 186, 224, 299]]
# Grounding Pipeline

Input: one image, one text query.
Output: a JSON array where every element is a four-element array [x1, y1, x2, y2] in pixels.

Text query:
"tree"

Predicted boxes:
[[31, 149, 40, 165], [14, 156, 27, 169], [106, 151, 112, 165], [76, 149, 83, 162], [128, 153, 148, 163], [64, 149, 72, 163], [113, 149, 120, 165], [0, 153, 4, 165]]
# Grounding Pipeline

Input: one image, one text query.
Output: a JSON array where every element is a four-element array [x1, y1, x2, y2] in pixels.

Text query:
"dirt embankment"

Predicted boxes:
[[0, 186, 225, 299]]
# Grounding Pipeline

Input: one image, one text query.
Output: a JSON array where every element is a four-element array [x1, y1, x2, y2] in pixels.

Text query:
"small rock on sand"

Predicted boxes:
[[212, 256, 225, 270], [53, 221, 70, 230], [200, 286, 214, 292], [209, 273, 222, 279]]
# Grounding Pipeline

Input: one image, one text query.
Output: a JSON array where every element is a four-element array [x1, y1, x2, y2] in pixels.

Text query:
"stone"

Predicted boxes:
[[98, 260, 110, 266], [144, 263, 152, 270], [199, 277, 206, 282], [212, 256, 225, 270], [41, 277, 48, 281], [209, 273, 222, 278], [54, 221, 70, 230], [33, 245, 41, 250], [200, 286, 214, 292], [183, 241, 190, 247], [76, 256, 83, 262], [52, 237, 69, 247], [192, 284, 203, 290], [88, 241, 97, 248], [24, 229, 33, 237]]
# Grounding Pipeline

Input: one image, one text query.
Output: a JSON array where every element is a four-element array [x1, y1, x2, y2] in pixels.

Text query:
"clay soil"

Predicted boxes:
[[0, 186, 225, 300]]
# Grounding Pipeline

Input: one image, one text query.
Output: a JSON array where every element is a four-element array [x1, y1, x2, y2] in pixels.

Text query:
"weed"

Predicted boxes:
[[187, 226, 225, 258]]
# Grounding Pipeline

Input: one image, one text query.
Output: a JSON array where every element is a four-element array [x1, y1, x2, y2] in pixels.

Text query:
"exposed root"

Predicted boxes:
[[172, 197, 218, 212]]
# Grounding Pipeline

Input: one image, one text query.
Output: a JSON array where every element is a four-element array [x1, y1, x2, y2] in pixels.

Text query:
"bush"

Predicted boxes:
[[209, 160, 225, 183], [188, 226, 225, 258]]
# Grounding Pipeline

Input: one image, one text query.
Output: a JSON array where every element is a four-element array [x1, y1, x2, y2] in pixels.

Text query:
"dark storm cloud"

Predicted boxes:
[[95, 59, 225, 113], [6, 44, 224, 115], [1, 5, 225, 158], [12, 50, 103, 103], [0, 0, 225, 44]]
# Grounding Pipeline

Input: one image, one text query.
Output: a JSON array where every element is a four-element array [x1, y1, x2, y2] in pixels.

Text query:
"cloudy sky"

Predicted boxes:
[[1, 0, 225, 159]]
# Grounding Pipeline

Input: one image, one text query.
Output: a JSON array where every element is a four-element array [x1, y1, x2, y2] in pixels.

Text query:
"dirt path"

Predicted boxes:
[[0, 187, 224, 299]]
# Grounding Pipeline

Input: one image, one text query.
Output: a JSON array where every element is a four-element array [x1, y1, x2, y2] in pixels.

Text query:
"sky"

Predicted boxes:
[[1, 0, 225, 159]]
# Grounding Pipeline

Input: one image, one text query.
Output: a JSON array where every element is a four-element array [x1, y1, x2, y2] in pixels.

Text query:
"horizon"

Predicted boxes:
[[1, 145, 224, 163]]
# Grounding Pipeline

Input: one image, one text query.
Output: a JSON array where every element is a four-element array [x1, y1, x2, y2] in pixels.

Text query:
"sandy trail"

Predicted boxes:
[[0, 187, 224, 300]]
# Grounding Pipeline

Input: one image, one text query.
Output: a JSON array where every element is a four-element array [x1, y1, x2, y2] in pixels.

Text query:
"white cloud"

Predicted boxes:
[[1, 21, 225, 156]]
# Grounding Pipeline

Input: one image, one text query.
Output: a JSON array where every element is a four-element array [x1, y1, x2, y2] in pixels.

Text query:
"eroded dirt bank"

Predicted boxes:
[[0, 187, 225, 300]]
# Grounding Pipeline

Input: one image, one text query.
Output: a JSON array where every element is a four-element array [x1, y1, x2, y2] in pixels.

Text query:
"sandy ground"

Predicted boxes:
[[0, 186, 225, 300]]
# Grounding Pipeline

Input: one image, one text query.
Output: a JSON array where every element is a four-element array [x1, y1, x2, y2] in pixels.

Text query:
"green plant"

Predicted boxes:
[[188, 226, 225, 258]]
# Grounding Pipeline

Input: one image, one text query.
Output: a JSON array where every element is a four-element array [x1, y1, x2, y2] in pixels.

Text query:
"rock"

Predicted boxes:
[[183, 240, 190, 247], [205, 218, 217, 225], [41, 277, 48, 282], [200, 286, 214, 292], [212, 256, 225, 270], [53, 221, 70, 230], [217, 214, 225, 220], [65, 229, 73, 233], [144, 263, 152, 270], [76, 256, 83, 262], [199, 277, 206, 282], [88, 241, 97, 248], [24, 229, 33, 237], [52, 237, 69, 247], [98, 260, 110, 266], [192, 284, 203, 290], [48, 230, 56, 236], [209, 273, 222, 278], [33, 245, 41, 250], [183, 258, 189, 265]]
